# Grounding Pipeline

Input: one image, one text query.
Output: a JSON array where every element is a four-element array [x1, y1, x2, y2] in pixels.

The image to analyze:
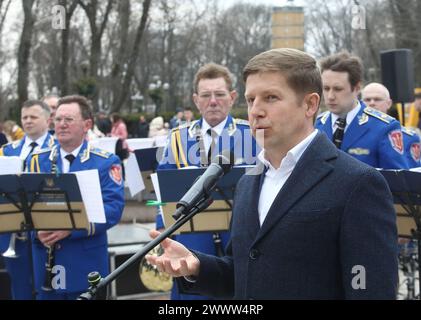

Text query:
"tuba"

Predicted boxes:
[[139, 244, 173, 292]]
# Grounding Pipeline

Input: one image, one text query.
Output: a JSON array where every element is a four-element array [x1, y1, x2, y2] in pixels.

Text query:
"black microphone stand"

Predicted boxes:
[[77, 196, 214, 300]]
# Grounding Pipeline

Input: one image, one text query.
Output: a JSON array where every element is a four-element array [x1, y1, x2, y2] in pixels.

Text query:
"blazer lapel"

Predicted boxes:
[[242, 163, 265, 239], [253, 132, 337, 244]]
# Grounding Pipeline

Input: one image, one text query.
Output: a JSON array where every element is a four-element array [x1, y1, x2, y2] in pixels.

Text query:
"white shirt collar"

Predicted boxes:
[[60, 143, 83, 159], [331, 101, 361, 132], [201, 117, 228, 137], [24, 131, 49, 148], [257, 129, 318, 171]]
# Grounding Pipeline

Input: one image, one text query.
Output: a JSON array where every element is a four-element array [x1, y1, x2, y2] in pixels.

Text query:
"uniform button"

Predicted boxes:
[[249, 249, 260, 260], [55, 244, 61, 250]]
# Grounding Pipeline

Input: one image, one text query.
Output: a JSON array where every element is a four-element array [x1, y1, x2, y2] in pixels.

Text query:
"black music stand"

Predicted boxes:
[[134, 147, 159, 196], [380, 169, 421, 299], [157, 167, 246, 255], [0, 173, 91, 297]]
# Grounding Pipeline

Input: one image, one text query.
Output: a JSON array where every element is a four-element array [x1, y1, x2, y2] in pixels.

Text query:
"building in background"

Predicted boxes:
[[271, 0, 304, 51]]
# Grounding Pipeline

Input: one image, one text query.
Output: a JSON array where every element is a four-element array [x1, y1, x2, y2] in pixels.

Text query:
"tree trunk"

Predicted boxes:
[[79, 0, 113, 110], [112, 0, 151, 113], [17, 0, 36, 106], [111, 0, 130, 109], [59, 0, 78, 96]]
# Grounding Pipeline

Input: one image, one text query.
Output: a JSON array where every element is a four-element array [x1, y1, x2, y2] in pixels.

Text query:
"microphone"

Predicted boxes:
[[175, 151, 233, 215]]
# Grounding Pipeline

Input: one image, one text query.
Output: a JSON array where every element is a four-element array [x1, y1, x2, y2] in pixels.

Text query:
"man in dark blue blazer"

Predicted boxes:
[[146, 49, 398, 299]]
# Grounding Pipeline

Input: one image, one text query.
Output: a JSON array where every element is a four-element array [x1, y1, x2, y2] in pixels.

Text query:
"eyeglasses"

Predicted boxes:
[[53, 117, 77, 125], [363, 97, 386, 103], [198, 91, 230, 101]]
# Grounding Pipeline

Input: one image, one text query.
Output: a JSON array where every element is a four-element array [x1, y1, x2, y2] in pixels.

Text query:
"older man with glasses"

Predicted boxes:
[[157, 63, 259, 300], [28, 95, 124, 300]]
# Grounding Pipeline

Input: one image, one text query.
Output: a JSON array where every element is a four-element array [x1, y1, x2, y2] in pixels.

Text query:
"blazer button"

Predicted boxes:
[[249, 248, 260, 260], [55, 244, 61, 250]]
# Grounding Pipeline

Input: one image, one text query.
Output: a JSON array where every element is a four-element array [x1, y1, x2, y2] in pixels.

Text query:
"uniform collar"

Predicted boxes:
[[189, 114, 237, 138], [331, 100, 361, 132], [201, 117, 228, 138], [24, 132, 49, 149]]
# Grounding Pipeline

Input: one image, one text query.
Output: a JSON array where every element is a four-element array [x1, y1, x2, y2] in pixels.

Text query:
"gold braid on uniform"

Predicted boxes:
[[30, 154, 40, 173]]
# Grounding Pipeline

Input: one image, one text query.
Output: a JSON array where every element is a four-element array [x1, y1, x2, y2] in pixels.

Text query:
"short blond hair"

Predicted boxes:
[[243, 48, 322, 101], [194, 63, 234, 93]]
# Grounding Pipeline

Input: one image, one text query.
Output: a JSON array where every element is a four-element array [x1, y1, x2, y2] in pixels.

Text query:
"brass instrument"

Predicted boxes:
[[139, 245, 173, 292], [2, 233, 18, 258]]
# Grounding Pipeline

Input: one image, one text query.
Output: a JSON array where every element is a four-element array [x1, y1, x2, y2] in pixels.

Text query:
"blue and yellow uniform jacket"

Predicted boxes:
[[28, 140, 124, 294], [0, 133, 55, 158], [0, 133, 55, 300], [315, 103, 408, 169], [156, 115, 258, 300], [158, 115, 258, 170], [402, 126, 421, 168]]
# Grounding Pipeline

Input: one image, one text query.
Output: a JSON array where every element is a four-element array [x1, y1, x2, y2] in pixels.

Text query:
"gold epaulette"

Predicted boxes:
[[363, 107, 394, 124], [402, 126, 416, 136], [235, 118, 250, 126], [317, 111, 330, 125], [90, 147, 111, 158]]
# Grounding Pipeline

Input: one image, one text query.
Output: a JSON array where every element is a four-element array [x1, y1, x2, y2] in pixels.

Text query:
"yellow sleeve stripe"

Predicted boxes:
[[170, 131, 181, 169]]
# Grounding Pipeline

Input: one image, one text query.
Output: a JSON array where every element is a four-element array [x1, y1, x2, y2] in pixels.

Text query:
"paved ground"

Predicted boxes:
[[121, 199, 157, 224]]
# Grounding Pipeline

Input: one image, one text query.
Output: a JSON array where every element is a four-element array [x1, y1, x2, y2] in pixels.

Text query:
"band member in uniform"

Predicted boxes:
[[157, 63, 258, 299], [315, 52, 408, 169], [28, 95, 124, 300], [0, 100, 55, 300], [146, 48, 398, 299], [362, 82, 420, 168]]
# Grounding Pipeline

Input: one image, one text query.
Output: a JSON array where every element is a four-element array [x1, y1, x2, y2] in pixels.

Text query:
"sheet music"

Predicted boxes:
[[151, 172, 165, 225], [0, 156, 23, 174], [74, 169, 106, 223], [151, 173, 162, 203], [90, 137, 118, 154], [126, 138, 155, 150], [126, 152, 145, 196]]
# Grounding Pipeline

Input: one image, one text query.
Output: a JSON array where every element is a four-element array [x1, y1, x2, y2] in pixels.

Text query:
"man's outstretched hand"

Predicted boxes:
[[145, 229, 200, 278]]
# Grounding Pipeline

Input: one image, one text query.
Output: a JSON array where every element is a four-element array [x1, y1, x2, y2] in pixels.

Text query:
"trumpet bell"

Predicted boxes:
[[2, 247, 18, 258], [2, 233, 18, 258]]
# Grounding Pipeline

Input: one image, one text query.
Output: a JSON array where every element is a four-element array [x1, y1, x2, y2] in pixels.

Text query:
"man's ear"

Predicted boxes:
[[230, 90, 238, 105], [304, 93, 320, 117]]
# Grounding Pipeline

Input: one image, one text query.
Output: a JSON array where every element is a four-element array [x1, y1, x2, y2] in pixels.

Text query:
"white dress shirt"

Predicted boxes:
[[60, 144, 83, 173], [200, 118, 228, 155], [331, 101, 361, 133], [257, 130, 318, 226], [20, 132, 49, 161]]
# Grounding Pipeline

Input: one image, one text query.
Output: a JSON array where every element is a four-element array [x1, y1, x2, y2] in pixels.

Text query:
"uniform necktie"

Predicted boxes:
[[332, 117, 346, 148], [207, 128, 217, 165], [65, 154, 75, 166], [23, 142, 38, 171]]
